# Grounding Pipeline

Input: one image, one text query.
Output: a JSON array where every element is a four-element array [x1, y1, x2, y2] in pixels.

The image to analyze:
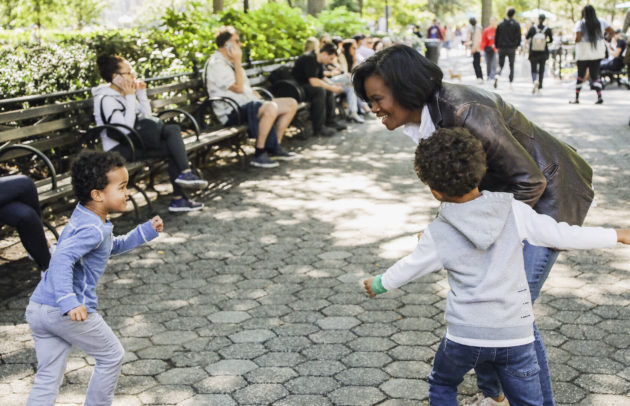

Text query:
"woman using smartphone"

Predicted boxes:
[[93, 54, 207, 212]]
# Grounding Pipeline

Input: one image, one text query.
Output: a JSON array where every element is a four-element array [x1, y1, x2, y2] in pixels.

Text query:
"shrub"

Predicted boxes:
[[317, 7, 367, 39]]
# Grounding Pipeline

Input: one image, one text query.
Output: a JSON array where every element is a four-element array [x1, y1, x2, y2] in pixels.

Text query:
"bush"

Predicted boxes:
[[317, 7, 367, 39]]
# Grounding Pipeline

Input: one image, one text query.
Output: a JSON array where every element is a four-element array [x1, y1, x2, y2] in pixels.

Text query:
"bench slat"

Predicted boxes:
[[0, 118, 79, 143], [147, 80, 201, 97], [0, 99, 92, 124]]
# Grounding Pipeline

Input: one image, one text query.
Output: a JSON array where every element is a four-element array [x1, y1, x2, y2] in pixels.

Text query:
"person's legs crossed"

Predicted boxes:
[[0, 202, 50, 269]]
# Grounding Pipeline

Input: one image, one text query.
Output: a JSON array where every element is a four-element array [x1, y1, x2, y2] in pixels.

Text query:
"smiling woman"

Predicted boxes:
[[351, 44, 597, 406]]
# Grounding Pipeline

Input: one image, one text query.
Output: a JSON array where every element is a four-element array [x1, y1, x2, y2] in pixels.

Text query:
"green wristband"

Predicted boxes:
[[371, 274, 388, 295]]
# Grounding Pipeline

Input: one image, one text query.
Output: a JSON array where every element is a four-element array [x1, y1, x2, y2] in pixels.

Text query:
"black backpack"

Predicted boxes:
[[268, 66, 294, 84], [268, 66, 305, 102]]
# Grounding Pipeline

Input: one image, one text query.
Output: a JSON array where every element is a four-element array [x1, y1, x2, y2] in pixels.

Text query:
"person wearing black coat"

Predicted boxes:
[[353, 45, 594, 406], [494, 7, 522, 88], [526, 14, 553, 93]]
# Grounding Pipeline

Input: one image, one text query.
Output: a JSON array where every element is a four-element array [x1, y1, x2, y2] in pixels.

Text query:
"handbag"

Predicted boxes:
[[99, 95, 164, 149], [576, 39, 606, 61]]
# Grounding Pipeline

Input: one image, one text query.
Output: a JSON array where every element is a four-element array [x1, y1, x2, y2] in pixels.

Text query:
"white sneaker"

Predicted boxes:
[[477, 78, 484, 84], [348, 112, 365, 123]]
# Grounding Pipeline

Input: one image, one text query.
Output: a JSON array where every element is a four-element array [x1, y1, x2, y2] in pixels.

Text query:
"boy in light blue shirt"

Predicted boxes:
[[26, 150, 163, 406]]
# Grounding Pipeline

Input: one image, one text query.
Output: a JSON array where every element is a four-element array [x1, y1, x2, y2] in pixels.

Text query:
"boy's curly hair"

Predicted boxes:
[[414, 127, 487, 198], [71, 151, 126, 205]]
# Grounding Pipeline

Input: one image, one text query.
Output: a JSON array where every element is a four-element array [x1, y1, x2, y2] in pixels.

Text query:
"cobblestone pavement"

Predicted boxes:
[[1, 52, 629, 405]]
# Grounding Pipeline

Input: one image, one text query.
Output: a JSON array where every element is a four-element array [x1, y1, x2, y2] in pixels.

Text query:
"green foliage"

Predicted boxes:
[[317, 7, 367, 38], [0, 0, 102, 30], [326, 0, 360, 13]]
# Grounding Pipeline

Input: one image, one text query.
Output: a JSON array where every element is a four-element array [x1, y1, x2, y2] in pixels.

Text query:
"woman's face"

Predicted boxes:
[[364, 75, 416, 130]]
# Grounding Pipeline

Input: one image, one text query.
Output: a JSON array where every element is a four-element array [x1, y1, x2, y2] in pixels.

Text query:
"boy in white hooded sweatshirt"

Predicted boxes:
[[363, 127, 630, 405]]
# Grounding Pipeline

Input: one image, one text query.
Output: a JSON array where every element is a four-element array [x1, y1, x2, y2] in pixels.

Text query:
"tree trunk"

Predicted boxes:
[[307, 0, 325, 16], [481, 0, 492, 28], [358, 0, 363, 16], [213, 0, 224, 14]]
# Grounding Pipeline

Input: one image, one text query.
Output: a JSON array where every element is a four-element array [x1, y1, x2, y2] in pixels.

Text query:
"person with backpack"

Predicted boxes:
[[93, 55, 208, 213], [526, 14, 553, 94], [571, 5, 616, 104], [494, 7, 521, 89]]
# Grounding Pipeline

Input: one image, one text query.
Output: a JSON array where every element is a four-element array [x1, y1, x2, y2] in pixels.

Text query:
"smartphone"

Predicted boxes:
[[226, 41, 235, 56], [112, 75, 127, 88]]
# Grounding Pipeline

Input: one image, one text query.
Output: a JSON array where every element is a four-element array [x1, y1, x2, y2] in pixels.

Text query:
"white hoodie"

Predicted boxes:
[[91, 84, 152, 151]]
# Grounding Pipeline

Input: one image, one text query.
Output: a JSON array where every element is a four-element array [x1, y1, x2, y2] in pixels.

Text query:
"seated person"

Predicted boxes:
[[601, 29, 626, 71], [354, 34, 375, 63], [292, 42, 348, 137], [93, 54, 207, 213], [205, 26, 298, 168], [0, 175, 52, 271]]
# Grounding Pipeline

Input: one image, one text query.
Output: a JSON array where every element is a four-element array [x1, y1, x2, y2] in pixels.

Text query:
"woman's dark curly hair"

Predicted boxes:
[[71, 150, 126, 204], [97, 54, 125, 83], [414, 127, 487, 198]]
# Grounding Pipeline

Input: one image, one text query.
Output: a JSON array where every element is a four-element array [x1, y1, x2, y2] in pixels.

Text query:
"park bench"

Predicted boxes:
[[0, 56, 323, 249]]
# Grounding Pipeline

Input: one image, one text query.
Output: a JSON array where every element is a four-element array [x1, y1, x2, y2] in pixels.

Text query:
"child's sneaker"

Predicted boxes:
[[174, 172, 208, 190], [168, 197, 204, 212], [251, 152, 279, 168]]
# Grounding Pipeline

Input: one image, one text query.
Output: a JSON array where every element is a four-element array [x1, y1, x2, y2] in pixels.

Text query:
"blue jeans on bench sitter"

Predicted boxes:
[[429, 337, 542, 405], [226, 100, 280, 154], [26, 302, 124, 406]]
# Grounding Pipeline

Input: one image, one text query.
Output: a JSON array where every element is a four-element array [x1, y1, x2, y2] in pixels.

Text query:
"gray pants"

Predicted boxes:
[[25, 302, 124, 406]]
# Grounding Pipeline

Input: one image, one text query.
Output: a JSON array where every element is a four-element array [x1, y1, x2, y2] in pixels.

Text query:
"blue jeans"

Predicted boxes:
[[485, 49, 497, 79], [475, 242, 559, 405], [26, 302, 125, 406], [429, 337, 543, 406]]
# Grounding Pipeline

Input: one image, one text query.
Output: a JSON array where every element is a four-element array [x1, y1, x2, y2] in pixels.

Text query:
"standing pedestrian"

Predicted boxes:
[[526, 14, 553, 93], [494, 7, 521, 88], [570, 5, 615, 104], [480, 17, 498, 83], [468, 18, 483, 83]]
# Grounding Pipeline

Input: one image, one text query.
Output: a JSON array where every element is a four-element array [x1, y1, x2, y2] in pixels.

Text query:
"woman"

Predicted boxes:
[[93, 54, 207, 212], [352, 44, 595, 406], [341, 40, 371, 119], [480, 17, 498, 83], [0, 175, 51, 271], [525, 14, 553, 94], [571, 5, 615, 104]]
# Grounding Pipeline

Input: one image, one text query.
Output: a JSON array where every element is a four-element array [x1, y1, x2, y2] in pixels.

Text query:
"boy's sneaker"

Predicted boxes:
[[269, 147, 298, 161], [175, 172, 208, 190], [251, 152, 279, 168], [169, 197, 204, 212]]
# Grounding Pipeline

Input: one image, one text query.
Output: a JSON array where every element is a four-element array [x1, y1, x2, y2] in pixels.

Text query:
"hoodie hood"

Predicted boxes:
[[437, 191, 513, 250], [92, 83, 121, 97]]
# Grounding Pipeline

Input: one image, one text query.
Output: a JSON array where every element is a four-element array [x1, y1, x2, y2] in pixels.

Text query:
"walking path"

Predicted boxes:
[[1, 51, 629, 405]]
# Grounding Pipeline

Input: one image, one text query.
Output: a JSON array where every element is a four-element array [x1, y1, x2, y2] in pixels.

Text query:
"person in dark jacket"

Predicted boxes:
[[494, 7, 521, 88], [352, 45, 595, 406], [526, 14, 553, 94]]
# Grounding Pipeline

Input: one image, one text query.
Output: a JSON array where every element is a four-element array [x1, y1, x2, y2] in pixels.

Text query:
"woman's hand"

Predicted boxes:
[[120, 77, 136, 96], [135, 79, 147, 90]]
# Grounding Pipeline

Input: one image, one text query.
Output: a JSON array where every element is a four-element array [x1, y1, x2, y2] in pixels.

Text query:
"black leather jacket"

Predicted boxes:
[[427, 83, 593, 226]]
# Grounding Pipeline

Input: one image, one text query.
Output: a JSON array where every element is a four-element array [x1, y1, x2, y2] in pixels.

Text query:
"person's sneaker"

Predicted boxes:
[[595, 98, 603, 104], [169, 197, 204, 212], [479, 396, 509, 406], [314, 126, 336, 137], [175, 171, 208, 190], [348, 112, 365, 123], [532, 82, 539, 94], [477, 78, 484, 84], [269, 147, 298, 161], [326, 119, 347, 131], [250, 152, 279, 168]]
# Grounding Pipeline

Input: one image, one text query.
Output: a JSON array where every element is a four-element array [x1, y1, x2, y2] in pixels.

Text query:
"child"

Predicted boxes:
[[25, 151, 163, 405], [363, 127, 630, 405]]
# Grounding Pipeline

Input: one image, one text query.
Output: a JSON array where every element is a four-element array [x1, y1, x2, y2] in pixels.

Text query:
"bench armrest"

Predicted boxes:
[[0, 143, 58, 191], [202, 96, 244, 125], [84, 124, 144, 162], [252, 87, 274, 101], [157, 109, 201, 141]]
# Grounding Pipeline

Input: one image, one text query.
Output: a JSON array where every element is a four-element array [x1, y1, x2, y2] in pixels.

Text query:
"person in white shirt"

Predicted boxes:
[[353, 34, 375, 63], [364, 127, 630, 405], [93, 54, 207, 213], [205, 26, 298, 168]]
